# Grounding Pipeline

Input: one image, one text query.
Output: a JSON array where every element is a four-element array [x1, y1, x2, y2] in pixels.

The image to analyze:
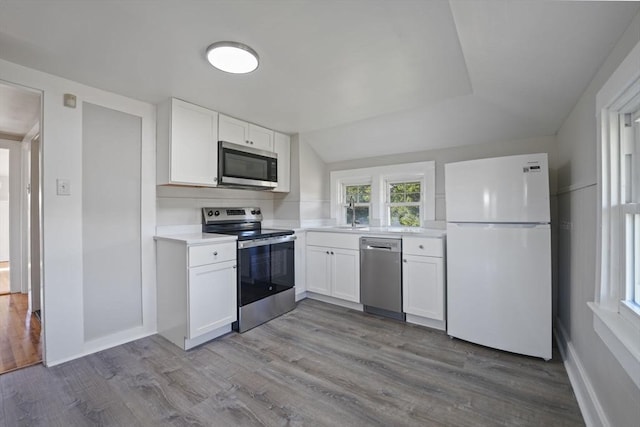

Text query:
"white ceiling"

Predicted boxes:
[[0, 1, 637, 162]]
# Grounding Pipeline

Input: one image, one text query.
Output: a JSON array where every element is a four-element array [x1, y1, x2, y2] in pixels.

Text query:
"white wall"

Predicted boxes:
[[555, 10, 640, 427], [0, 58, 156, 366], [299, 135, 330, 223], [273, 134, 301, 223], [272, 134, 332, 226], [156, 186, 276, 227]]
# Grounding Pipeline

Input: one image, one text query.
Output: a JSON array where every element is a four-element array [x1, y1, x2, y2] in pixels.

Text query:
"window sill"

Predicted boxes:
[[588, 302, 640, 389]]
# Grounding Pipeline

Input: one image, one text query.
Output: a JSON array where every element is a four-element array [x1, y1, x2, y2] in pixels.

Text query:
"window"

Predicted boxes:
[[387, 181, 422, 227], [593, 38, 640, 389], [601, 106, 640, 319], [622, 111, 640, 307], [330, 161, 435, 227], [344, 183, 371, 225]]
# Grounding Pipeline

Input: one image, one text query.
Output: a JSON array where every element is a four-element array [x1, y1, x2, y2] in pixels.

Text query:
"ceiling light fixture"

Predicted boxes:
[[206, 41, 259, 74]]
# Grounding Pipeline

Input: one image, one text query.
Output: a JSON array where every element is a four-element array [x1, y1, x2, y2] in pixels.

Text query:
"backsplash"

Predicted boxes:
[[156, 185, 276, 226]]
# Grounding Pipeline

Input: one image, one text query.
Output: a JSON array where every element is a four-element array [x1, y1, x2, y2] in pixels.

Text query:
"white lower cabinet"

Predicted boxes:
[[306, 232, 360, 303], [331, 248, 360, 302], [402, 236, 446, 330], [188, 260, 237, 338], [306, 246, 332, 295], [156, 238, 237, 350]]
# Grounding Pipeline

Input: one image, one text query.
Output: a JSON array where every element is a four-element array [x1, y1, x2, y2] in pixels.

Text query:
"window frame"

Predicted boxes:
[[620, 110, 640, 322], [342, 181, 372, 225], [330, 161, 435, 227], [593, 38, 640, 389], [385, 176, 424, 227]]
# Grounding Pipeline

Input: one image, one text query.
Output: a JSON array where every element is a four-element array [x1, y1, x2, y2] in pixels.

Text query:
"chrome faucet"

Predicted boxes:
[[348, 195, 357, 228]]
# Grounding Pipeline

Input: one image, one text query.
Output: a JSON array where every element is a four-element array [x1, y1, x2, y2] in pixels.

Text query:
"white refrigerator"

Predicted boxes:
[[445, 153, 552, 360]]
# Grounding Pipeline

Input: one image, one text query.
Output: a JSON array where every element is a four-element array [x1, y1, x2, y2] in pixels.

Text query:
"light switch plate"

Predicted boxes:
[[56, 178, 71, 196]]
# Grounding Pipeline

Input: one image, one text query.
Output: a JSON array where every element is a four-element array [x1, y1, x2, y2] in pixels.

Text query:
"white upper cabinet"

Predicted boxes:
[[157, 98, 218, 187], [218, 114, 248, 145], [157, 99, 289, 189], [273, 132, 291, 192], [248, 124, 274, 151], [219, 114, 274, 151]]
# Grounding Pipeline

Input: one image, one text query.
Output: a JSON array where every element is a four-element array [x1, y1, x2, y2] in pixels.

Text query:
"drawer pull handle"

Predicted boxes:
[[419, 245, 424, 249], [213, 251, 218, 256], [326, 251, 330, 254], [330, 251, 334, 255], [403, 259, 407, 263]]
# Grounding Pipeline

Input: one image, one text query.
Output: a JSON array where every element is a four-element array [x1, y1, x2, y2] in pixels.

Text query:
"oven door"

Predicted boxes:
[[237, 236, 295, 306]]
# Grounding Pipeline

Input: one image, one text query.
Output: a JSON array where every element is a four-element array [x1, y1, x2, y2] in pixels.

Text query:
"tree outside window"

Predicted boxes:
[[388, 181, 421, 227], [344, 184, 371, 225]]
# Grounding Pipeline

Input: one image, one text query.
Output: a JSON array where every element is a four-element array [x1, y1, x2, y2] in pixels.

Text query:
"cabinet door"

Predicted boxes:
[[188, 260, 237, 339], [273, 132, 290, 192], [248, 124, 274, 151], [171, 99, 218, 185], [218, 114, 249, 146], [306, 246, 331, 295], [332, 248, 360, 303], [402, 255, 444, 320]]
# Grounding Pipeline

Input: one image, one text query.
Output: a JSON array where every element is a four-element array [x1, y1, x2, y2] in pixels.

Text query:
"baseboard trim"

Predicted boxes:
[[45, 329, 157, 367], [306, 292, 363, 311], [555, 322, 610, 427]]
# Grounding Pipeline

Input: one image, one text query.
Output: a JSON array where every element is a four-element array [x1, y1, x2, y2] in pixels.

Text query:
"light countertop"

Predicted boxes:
[[304, 226, 446, 238], [154, 232, 237, 245]]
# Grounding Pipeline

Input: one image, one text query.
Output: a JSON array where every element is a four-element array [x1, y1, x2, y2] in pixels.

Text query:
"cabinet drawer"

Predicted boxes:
[[307, 232, 360, 250], [402, 237, 443, 257], [189, 242, 236, 267]]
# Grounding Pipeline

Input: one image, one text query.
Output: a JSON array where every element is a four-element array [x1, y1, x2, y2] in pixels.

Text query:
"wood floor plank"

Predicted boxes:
[[0, 298, 584, 426], [0, 293, 41, 374]]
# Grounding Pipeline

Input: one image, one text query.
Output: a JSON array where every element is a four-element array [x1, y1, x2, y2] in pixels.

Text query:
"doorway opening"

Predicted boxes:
[[0, 80, 43, 374], [0, 147, 8, 295]]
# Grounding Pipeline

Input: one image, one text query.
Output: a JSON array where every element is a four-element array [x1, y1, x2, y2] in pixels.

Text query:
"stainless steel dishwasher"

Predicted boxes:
[[360, 237, 404, 321]]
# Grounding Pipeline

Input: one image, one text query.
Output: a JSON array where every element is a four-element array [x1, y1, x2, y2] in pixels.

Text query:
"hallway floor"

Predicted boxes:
[[0, 293, 42, 374], [0, 261, 9, 295]]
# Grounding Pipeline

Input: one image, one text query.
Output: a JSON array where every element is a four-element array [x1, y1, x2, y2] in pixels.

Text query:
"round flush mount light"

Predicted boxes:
[[206, 41, 259, 74]]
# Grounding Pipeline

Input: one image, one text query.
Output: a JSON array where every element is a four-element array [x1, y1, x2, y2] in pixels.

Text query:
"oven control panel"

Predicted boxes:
[[202, 207, 263, 224]]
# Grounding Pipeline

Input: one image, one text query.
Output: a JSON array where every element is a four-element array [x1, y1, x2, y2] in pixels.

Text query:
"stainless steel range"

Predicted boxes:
[[202, 207, 296, 332]]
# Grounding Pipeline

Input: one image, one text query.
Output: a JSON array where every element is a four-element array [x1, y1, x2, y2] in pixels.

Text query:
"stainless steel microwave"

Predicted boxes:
[[218, 141, 278, 189]]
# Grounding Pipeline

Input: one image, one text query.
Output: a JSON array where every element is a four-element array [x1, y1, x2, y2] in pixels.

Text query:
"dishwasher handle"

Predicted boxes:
[[365, 245, 393, 251], [360, 237, 402, 253]]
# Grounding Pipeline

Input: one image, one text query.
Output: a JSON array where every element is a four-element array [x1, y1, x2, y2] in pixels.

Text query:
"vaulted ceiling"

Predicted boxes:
[[0, 1, 637, 161]]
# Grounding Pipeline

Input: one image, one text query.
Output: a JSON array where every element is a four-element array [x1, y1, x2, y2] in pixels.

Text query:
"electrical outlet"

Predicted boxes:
[[56, 178, 71, 196]]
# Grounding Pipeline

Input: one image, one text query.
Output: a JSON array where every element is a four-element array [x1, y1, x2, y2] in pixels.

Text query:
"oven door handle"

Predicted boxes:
[[237, 234, 296, 249]]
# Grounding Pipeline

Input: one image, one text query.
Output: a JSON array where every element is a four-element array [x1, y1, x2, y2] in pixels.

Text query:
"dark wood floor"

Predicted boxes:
[[0, 293, 42, 374], [0, 299, 583, 426]]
